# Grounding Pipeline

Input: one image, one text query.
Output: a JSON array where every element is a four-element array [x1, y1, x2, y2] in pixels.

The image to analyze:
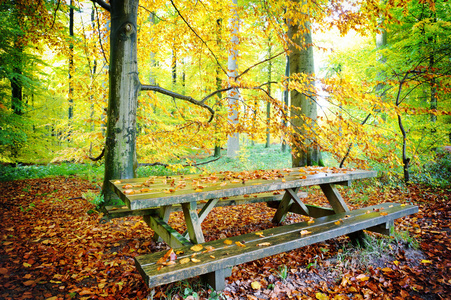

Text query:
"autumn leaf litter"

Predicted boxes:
[[0, 176, 450, 299]]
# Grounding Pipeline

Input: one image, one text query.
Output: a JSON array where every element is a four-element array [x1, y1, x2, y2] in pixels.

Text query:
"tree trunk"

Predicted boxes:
[[68, 0, 74, 125], [281, 55, 289, 152], [265, 36, 272, 148], [288, 2, 319, 167], [11, 43, 23, 115], [102, 0, 139, 206], [227, 0, 240, 158]]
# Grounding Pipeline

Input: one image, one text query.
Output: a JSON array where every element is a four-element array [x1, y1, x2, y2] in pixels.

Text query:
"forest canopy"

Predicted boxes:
[[0, 0, 450, 184]]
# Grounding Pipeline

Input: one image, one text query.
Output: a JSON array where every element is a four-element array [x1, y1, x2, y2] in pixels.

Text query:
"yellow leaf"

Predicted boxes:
[[381, 267, 393, 272], [190, 244, 203, 252], [356, 274, 369, 281], [421, 260, 432, 264], [23, 263, 32, 268], [195, 188, 203, 192], [235, 241, 246, 247], [257, 242, 271, 247], [307, 219, 315, 224], [300, 230, 311, 236], [210, 255, 215, 259], [316, 292, 329, 300], [224, 239, 233, 245], [251, 281, 261, 290], [179, 257, 190, 264], [191, 258, 201, 263], [334, 220, 341, 225], [393, 260, 400, 266]]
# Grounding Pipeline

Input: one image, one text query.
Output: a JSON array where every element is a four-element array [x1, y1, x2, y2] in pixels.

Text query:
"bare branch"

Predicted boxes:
[[88, 148, 105, 161], [141, 84, 215, 122], [91, 0, 110, 12], [139, 156, 222, 168], [170, 0, 227, 75], [236, 51, 286, 80]]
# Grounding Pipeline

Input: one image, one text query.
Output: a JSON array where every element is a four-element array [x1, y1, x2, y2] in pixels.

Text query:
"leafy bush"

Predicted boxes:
[[412, 150, 451, 187]]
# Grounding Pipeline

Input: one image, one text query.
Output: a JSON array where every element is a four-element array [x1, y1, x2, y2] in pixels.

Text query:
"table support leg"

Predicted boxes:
[[201, 267, 231, 291], [151, 205, 172, 243], [182, 201, 205, 244], [182, 198, 219, 239], [320, 183, 367, 246]]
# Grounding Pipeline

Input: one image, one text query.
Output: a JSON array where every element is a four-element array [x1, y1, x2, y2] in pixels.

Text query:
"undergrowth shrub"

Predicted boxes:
[[412, 150, 451, 187]]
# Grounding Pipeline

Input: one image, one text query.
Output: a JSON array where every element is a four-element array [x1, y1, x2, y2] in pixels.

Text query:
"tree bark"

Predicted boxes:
[[68, 0, 74, 123], [288, 1, 319, 167], [226, 0, 240, 158], [102, 0, 139, 205], [265, 36, 272, 148], [281, 55, 289, 152]]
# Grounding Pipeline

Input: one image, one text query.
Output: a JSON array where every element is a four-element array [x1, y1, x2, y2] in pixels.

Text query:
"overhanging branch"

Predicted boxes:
[[91, 0, 110, 12], [141, 84, 215, 122]]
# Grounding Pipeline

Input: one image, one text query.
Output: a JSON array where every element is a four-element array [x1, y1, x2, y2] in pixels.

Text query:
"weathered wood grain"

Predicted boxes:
[[135, 202, 417, 289]]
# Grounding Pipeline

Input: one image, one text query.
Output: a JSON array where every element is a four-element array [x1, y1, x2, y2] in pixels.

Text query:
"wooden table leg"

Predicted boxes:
[[273, 188, 310, 223], [320, 183, 366, 246], [152, 205, 172, 243], [182, 201, 205, 244]]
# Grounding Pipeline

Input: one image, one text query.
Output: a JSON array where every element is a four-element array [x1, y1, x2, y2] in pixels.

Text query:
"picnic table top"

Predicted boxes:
[[110, 167, 377, 210]]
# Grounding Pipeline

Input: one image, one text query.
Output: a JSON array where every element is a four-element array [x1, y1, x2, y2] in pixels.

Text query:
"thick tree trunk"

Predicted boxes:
[[102, 0, 139, 205], [288, 2, 319, 167], [227, 0, 240, 158]]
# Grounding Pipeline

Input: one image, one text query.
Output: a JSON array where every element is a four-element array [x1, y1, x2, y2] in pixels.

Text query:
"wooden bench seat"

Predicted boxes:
[[134, 202, 418, 290]]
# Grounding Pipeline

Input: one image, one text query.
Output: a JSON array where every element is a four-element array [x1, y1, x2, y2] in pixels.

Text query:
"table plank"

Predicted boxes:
[[110, 168, 376, 210]]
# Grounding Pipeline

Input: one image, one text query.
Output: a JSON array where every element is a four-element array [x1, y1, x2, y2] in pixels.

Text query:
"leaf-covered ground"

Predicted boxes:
[[0, 176, 449, 299]]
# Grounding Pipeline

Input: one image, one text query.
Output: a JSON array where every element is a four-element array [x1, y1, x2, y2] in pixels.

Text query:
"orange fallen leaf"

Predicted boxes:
[[122, 184, 133, 189], [124, 189, 134, 195], [380, 212, 388, 216], [300, 230, 311, 236], [334, 220, 341, 225], [235, 241, 246, 247], [209, 255, 215, 259]]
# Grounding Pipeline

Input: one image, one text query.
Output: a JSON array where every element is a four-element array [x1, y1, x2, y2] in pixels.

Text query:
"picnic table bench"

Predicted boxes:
[[109, 167, 418, 290]]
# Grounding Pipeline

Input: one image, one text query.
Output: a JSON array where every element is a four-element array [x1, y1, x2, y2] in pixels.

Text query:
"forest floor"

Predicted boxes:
[[0, 176, 450, 300]]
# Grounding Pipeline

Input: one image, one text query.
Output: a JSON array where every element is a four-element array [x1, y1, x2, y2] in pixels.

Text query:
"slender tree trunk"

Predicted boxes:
[[213, 17, 223, 157], [288, 1, 319, 167], [11, 43, 23, 115], [281, 55, 289, 152], [265, 36, 272, 148], [227, 0, 240, 158], [68, 0, 74, 124], [102, 0, 139, 205]]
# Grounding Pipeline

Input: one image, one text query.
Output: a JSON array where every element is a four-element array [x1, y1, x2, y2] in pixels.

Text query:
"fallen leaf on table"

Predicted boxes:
[[179, 258, 190, 264], [122, 184, 132, 189], [300, 230, 311, 236], [334, 220, 341, 225], [123, 189, 134, 195], [204, 245, 215, 252], [380, 212, 388, 216], [224, 239, 233, 245], [307, 219, 315, 224], [190, 244, 203, 252], [114, 180, 121, 184], [209, 255, 215, 259], [191, 258, 201, 263], [257, 242, 271, 247], [235, 241, 246, 247], [194, 188, 203, 192]]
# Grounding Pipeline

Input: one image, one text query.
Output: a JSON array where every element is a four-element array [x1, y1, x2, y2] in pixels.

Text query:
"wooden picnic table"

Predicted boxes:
[[109, 167, 376, 247], [109, 166, 418, 290]]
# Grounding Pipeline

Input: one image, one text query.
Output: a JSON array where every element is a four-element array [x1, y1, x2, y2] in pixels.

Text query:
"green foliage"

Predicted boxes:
[[0, 163, 103, 182], [412, 150, 451, 187], [82, 190, 103, 206], [274, 264, 289, 282]]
